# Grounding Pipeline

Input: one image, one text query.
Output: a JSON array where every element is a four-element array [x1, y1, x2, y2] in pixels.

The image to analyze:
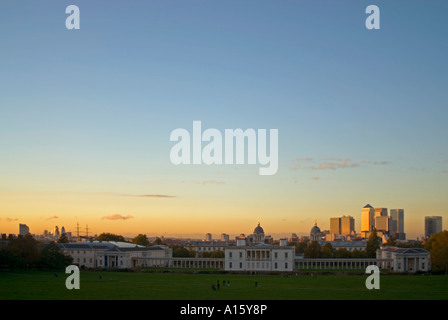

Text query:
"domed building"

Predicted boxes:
[[252, 221, 265, 243], [310, 220, 323, 242]]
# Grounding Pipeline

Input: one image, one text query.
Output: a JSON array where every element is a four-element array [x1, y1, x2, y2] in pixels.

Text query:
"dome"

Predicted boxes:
[[310, 220, 321, 234], [253, 221, 264, 234]]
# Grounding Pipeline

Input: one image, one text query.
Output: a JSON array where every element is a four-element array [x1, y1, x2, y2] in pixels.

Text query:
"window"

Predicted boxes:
[[229, 262, 232, 269], [239, 252, 243, 258], [239, 262, 242, 269], [285, 252, 288, 258], [274, 252, 278, 259], [285, 262, 288, 269], [229, 252, 232, 258], [274, 262, 278, 269]]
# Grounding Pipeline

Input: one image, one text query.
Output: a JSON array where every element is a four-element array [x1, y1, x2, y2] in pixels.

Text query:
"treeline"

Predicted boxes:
[[296, 241, 372, 259], [0, 234, 72, 270]]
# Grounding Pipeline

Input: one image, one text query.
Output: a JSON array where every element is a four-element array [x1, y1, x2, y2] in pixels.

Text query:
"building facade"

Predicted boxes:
[[224, 239, 295, 272], [19, 224, 29, 236], [376, 247, 430, 273], [425, 216, 442, 238], [390, 209, 405, 240], [58, 241, 172, 269], [361, 204, 375, 232]]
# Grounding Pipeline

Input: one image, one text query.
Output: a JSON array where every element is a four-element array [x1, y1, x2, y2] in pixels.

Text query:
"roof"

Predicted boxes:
[[57, 241, 167, 252], [380, 247, 429, 254], [363, 204, 374, 208]]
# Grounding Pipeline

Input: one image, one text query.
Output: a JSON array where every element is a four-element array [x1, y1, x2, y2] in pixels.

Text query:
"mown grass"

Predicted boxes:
[[0, 270, 447, 300]]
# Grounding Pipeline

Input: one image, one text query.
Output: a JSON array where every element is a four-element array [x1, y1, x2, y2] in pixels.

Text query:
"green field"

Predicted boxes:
[[1, 270, 447, 300]]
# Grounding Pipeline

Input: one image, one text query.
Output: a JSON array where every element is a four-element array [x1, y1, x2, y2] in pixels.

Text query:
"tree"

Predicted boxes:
[[321, 243, 334, 258], [132, 234, 150, 246], [425, 231, 448, 274], [39, 243, 73, 269], [202, 250, 225, 258], [366, 228, 380, 258], [334, 248, 351, 259], [351, 249, 367, 258], [384, 237, 397, 247], [154, 237, 164, 245], [304, 241, 321, 258], [170, 245, 196, 257], [95, 233, 126, 242], [57, 233, 69, 243], [6, 234, 40, 267], [295, 240, 308, 255]]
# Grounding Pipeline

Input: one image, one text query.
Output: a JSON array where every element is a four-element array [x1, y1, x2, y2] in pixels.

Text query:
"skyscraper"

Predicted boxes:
[[361, 204, 375, 232], [341, 215, 355, 235], [390, 209, 405, 240], [425, 216, 442, 238], [19, 224, 29, 236], [53, 226, 60, 237], [375, 215, 389, 233], [375, 208, 388, 217], [330, 217, 341, 235]]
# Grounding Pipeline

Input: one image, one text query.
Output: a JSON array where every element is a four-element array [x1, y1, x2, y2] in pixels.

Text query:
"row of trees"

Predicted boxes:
[[0, 234, 72, 269]]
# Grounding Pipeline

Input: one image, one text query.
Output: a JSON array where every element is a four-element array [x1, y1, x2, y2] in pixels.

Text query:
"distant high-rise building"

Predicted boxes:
[[19, 224, 29, 236], [330, 217, 341, 235], [425, 216, 442, 238], [205, 233, 212, 241], [375, 215, 389, 233], [329, 216, 354, 236], [220, 233, 229, 242], [361, 204, 375, 232], [61, 226, 66, 234], [390, 209, 406, 240], [341, 215, 355, 235], [375, 208, 388, 217], [53, 226, 60, 237]]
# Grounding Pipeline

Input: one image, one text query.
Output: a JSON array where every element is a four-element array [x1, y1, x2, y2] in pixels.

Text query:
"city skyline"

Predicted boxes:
[[6, 206, 443, 241], [1, 1, 448, 240]]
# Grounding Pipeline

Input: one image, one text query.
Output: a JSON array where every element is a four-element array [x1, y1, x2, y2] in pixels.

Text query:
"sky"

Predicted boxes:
[[1, 0, 447, 240]]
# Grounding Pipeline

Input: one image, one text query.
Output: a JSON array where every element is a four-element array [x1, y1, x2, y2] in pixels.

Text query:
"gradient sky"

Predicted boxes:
[[1, 0, 447, 240]]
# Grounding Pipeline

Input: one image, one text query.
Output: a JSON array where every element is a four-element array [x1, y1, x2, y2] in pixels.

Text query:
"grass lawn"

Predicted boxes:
[[0, 270, 447, 300]]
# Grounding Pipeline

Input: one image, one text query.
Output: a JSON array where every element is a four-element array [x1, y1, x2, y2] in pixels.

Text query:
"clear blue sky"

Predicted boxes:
[[0, 1, 447, 238]]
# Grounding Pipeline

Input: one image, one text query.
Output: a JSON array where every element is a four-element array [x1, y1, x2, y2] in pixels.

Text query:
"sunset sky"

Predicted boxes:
[[1, 1, 447, 240]]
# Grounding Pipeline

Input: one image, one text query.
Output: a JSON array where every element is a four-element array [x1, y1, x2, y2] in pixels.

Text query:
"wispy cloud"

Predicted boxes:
[[290, 157, 390, 171], [290, 158, 314, 171], [4, 217, 18, 222], [46, 215, 59, 220], [83, 192, 176, 198], [102, 214, 134, 220], [311, 158, 359, 170]]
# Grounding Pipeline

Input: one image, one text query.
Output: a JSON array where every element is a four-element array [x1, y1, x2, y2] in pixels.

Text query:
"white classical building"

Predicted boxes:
[[376, 247, 430, 273], [58, 241, 172, 269], [225, 238, 295, 272]]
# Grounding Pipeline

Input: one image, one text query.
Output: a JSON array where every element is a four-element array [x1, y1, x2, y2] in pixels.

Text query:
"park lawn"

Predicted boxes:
[[0, 270, 447, 300]]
